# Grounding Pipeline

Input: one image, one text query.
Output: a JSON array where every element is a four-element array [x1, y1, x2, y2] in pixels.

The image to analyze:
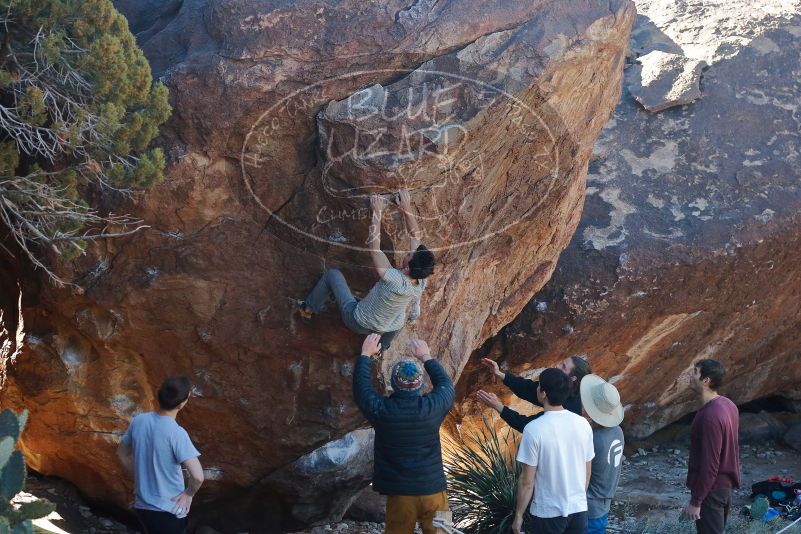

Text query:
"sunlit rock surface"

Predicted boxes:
[[460, 0, 801, 440]]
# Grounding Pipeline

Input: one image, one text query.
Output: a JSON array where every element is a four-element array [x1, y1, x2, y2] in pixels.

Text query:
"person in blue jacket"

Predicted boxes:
[[353, 333, 454, 534]]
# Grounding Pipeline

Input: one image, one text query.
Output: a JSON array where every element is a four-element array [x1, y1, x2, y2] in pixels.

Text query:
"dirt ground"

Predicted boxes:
[[610, 410, 801, 523], [608, 440, 801, 529]]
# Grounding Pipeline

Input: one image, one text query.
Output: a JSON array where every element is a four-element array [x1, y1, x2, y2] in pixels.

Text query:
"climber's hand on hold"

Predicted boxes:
[[362, 333, 382, 357], [396, 189, 412, 209], [370, 194, 388, 216], [394, 188, 421, 247]]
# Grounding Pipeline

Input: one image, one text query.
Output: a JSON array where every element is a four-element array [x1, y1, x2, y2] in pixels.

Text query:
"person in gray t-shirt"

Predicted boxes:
[[299, 190, 435, 351], [118, 377, 204, 534], [588, 426, 625, 524], [580, 375, 625, 534]]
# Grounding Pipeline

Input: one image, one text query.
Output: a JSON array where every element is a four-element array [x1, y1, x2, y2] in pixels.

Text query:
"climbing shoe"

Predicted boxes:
[[290, 298, 313, 323]]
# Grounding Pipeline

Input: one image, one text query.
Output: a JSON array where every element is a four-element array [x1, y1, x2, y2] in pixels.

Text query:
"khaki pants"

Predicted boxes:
[[385, 491, 449, 534]]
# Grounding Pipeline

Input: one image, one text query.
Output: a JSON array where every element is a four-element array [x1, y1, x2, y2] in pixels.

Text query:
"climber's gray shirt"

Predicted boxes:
[[354, 268, 425, 332]]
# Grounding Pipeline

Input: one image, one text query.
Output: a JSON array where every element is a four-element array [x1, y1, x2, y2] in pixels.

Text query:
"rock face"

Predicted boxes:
[[738, 412, 787, 445], [784, 423, 801, 453], [628, 51, 707, 112], [0, 0, 635, 529], [460, 1, 801, 439], [263, 429, 374, 528], [345, 487, 386, 523]]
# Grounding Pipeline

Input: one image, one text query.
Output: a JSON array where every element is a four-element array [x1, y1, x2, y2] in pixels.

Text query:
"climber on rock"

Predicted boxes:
[[475, 355, 592, 432], [296, 189, 435, 351]]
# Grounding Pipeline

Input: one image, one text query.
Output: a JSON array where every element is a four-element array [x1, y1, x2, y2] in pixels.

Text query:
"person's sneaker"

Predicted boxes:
[[289, 298, 313, 322]]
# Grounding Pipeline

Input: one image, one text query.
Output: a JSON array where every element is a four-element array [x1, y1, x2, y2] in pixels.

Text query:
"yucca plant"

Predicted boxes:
[[0, 408, 55, 534], [443, 416, 534, 533]]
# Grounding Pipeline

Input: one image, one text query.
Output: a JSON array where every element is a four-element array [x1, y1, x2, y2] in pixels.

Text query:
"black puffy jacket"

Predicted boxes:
[[353, 355, 454, 496]]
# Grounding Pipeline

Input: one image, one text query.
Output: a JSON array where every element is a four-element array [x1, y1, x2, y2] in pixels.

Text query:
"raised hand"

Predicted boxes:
[[476, 390, 504, 413], [409, 339, 432, 362], [361, 333, 382, 357], [396, 189, 412, 209], [370, 194, 388, 216], [481, 357, 504, 380]]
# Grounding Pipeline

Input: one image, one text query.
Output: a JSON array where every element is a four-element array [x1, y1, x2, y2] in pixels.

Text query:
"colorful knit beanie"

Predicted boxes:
[[391, 360, 424, 393]]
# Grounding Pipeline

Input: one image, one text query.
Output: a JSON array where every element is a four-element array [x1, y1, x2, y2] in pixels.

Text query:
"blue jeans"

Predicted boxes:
[[587, 513, 608, 534], [305, 269, 399, 349]]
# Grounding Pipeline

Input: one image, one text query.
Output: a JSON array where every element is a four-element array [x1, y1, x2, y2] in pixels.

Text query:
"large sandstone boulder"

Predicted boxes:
[[460, 0, 801, 439], [263, 429, 374, 529], [738, 412, 787, 445], [784, 423, 801, 453], [0, 0, 635, 529]]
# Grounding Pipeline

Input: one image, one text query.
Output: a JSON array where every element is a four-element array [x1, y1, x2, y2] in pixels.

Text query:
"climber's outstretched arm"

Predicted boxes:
[[396, 189, 421, 250], [368, 194, 391, 278]]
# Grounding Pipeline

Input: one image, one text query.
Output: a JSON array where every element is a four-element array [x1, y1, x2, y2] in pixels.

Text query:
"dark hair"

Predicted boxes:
[[538, 368, 570, 406], [408, 244, 435, 279], [157, 376, 191, 410], [569, 355, 592, 394], [695, 359, 725, 390]]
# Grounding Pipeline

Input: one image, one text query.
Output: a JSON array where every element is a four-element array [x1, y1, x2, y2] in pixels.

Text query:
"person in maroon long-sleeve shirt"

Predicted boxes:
[[683, 359, 740, 534]]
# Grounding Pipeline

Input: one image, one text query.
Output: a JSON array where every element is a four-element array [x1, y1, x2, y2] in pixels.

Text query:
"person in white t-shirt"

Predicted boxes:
[[513, 368, 594, 534]]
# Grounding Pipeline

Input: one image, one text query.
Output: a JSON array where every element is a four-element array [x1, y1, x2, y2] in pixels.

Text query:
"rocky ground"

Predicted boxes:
[[15, 475, 136, 534], [610, 441, 800, 527], [292, 442, 801, 534], [18, 412, 800, 534]]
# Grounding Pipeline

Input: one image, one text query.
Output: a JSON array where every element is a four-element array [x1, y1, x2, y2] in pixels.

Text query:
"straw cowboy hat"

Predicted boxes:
[[580, 374, 624, 427]]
